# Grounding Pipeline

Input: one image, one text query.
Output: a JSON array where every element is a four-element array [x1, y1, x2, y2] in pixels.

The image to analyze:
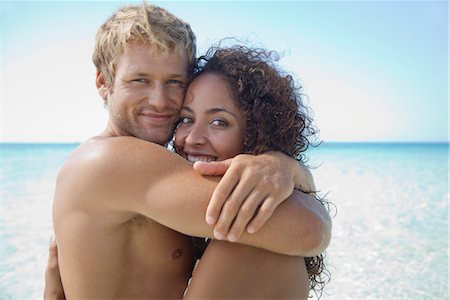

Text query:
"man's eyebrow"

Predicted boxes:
[[169, 74, 187, 78], [132, 72, 187, 78], [134, 72, 149, 77]]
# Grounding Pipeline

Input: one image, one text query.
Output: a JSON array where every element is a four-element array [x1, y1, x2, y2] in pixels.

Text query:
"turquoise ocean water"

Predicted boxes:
[[1, 142, 448, 299]]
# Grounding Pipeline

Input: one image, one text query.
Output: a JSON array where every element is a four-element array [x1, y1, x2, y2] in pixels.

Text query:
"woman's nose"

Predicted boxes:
[[185, 125, 207, 146]]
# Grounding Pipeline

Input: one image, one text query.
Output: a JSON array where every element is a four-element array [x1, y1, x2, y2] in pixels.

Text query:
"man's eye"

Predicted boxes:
[[132, 78, 147, 83], [167, 79, 183, 85], [211, 119, 228, 127]]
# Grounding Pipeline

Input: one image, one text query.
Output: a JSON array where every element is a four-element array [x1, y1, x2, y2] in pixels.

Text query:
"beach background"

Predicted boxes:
[[1, 142, 449, 299], [2, 0, 448, 299]]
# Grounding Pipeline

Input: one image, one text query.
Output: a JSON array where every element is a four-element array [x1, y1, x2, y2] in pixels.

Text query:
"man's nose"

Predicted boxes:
[[148, 83, 169, 108]]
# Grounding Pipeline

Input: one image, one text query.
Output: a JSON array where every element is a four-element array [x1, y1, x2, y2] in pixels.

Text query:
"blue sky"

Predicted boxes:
[[2, 0, 448, 143]]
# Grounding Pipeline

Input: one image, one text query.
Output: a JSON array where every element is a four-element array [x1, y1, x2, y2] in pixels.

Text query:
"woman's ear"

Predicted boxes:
[[96, 71, 109, 101]]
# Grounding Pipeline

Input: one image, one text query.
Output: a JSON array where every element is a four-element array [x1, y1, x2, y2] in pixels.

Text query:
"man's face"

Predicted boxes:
[[101, 41, 188, 145]]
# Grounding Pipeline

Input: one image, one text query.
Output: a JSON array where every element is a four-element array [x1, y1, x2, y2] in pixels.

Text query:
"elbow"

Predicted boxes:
[[291, 211, 332, 257], [307, 213, 332, 256]]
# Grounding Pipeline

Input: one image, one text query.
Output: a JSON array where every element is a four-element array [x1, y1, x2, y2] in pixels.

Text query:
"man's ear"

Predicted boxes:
[[96, 71, 109, 101]]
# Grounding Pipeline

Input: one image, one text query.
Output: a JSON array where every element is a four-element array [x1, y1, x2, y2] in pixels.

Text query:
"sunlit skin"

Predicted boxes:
[[97, 41, 189, 145], [175, 73, 245, 162]]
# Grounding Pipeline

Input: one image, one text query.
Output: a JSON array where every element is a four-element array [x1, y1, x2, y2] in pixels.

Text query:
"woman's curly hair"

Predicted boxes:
[[192, 44, 330, 297], [193, 45, 316, 162]]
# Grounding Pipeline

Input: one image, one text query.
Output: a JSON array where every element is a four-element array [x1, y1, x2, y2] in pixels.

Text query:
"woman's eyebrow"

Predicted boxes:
[[181, 106, 193, 112], [181, 106, 237, 118], [206, 108, 237, 117]]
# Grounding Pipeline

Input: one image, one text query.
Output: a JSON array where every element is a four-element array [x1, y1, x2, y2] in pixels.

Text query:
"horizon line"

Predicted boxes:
[[1, 140, 449, 145]]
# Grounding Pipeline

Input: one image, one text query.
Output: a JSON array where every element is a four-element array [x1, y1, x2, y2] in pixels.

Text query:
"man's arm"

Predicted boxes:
[[193, 151, 317, 241], [60, 137, 330, 256]]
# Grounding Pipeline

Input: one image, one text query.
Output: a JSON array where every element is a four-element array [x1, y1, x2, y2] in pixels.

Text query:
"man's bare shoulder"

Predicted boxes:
[[54, 136, 192, 214], [59, 136, 171, 179]]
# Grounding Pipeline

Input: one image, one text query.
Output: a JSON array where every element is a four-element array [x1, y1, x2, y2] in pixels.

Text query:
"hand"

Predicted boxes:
[[44, 238, 65, 300], [193, 152, 298, 242]]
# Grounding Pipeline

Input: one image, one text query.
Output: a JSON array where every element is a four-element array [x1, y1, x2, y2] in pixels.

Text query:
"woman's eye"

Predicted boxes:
[[211, 119, 228, 127], [179, 116, 193, 124], [132, 78, 147, 83]]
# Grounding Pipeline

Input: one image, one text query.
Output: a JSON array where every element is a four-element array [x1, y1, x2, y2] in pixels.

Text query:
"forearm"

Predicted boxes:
[[239, 190, 331, 256], [293, 161, 316, 194], [142, 150, 329, 256], [147, 172, 330, 256]]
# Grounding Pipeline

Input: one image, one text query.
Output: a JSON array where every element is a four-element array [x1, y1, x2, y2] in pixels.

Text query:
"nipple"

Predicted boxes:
[[172, 248, 183, 259]]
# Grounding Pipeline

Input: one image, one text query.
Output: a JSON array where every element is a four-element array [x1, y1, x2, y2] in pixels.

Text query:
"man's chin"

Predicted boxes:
[[136, 132, 172, 146]]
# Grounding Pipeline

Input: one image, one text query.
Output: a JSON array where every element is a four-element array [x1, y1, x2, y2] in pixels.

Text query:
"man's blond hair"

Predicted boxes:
[[93, 2, 196, 85]]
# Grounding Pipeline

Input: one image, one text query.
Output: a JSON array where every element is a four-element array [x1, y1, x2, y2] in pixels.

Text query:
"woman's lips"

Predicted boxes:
[[185, 154, 217, 163]]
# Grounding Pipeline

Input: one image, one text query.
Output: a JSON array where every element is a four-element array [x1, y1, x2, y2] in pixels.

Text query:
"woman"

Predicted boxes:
[[44, 44, 328, 299], [176, 45, 327, 298]]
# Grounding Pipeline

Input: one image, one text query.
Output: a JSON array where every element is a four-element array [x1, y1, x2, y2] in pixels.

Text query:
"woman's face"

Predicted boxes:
[[175, 73, 245, 163]]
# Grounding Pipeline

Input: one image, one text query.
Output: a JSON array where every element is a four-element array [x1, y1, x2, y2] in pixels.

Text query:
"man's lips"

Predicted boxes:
[[139, 112, 175, 125]]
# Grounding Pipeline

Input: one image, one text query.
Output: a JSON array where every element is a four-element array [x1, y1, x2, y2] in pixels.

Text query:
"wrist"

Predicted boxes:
[[294, 162, 316, 193]]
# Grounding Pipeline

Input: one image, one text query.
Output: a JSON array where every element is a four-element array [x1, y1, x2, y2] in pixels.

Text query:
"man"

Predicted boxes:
[[48, 3, 331, 299]]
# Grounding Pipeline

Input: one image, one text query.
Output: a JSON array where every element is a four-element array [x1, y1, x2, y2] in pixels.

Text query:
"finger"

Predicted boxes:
[[44, 239, 65, 300], [213, 181, 254, 239], [193, 158, 232, 176], [47, 238, 59, 269], [246, 196, 279, 234], [48, 237, 58, 258], [205, 166, 240, 225], [226, 192, 267, 242]]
